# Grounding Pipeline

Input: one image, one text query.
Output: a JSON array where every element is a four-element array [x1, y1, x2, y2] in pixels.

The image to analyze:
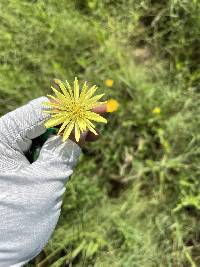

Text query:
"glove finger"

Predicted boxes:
[[35, 135, 81, 173], [0, 97, 50, 154], [0, 143, 30, 171]]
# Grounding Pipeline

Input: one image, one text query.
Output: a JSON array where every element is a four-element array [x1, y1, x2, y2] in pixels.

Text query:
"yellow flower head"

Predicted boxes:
[[105, 79, 114, 87], [106, 99, 119, 112], [43, 77, 107, 142], [152, 107, 161, 115]]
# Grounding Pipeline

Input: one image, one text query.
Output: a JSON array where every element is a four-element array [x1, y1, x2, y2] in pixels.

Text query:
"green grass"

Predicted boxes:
[[1, 0, 200, 266]]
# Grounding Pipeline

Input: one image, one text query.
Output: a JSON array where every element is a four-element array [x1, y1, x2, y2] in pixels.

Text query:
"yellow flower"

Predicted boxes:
[[43, 77, 107, 142], [106, 99, 119, 112], [105, 79, 114, 87], [152, 107, 161, 115]]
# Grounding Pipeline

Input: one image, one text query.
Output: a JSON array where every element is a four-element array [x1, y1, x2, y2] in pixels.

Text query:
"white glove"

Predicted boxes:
[[0, 97, 81, 267]]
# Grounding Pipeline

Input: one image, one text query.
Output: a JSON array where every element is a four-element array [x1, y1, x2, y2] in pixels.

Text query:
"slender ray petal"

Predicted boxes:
[[87, 124, 98, 135], [86, 111, 107, 123], [83, 94, 105, 108], [42, 101, 60, 108], [65, 80, 73, 97], [51, 87, 67, 102], [43, 109, 59, 114], [75, 124, 81, 142], [54, 79, 72, 100], [44, 116, 66, 128], [63, 122, 74, 141], [79, 82, 88, 101], [84, 85, 98, 100], [74, 77, 79, 100], [78, 119, 87, 131], [57, 118, 71, 135], [47, 94, 60, 102], [84, 118, 95, 128]]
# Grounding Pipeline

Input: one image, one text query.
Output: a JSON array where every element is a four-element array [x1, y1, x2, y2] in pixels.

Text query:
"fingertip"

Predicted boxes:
[[92, 104, 107, 114]]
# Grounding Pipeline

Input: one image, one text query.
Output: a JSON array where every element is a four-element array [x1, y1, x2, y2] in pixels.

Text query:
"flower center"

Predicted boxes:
[[70, 103, 85, 119]]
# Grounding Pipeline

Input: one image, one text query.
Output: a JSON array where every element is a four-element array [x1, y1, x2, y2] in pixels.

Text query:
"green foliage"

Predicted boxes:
[[1, 0, 200, 266]]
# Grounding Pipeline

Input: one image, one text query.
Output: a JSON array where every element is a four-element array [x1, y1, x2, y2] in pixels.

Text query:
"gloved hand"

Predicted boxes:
[[0, 97, 81, 267]]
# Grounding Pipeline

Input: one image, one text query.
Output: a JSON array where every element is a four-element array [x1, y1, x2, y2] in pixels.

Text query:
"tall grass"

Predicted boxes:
[[0, 0, 200, 266]]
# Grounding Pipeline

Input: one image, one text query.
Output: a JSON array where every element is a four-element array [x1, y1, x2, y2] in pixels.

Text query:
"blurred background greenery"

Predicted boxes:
[[1, 0, 200, 266]]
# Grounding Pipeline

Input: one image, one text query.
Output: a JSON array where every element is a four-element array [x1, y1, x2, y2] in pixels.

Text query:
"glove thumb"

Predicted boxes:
[[35, 135, 81, 174]]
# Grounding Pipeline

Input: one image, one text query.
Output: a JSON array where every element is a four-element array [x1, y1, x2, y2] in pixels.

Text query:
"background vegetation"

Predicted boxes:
[[0, 0, 200, 266]]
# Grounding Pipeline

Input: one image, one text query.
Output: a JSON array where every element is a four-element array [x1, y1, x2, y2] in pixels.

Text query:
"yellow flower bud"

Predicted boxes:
[[105, 79, 114, 87], [106, 99, 119, 112], [152, 107, 161, 115]]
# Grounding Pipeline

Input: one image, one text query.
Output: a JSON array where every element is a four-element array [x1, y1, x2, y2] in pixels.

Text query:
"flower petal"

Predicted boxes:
[[85, 122, 98, 135], [54, 79, 72, 100], [85, 111, 107, 123], [78, 119, 87, 131], [84, 94, 105, 109], [79, 82, 88, 101], [84, 118, 95, 128], [51, 112, 68, 118], [46, 94, 60, 103], [82, 118, 98, 134], [74, 77, 79, 101], [57, 118, 71, 135], [75, 124, 81, 142], [44, 116, 66, 128], [84, 85, 98, 100], [51, 86, 67, 102], [43, 109, 59, 114], [65, 80, 74, 98], [42, 101, 61, 109], [63, 122, 74, 141]]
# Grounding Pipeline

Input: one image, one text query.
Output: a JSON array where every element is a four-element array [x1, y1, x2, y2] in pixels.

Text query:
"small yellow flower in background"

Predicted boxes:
[[152, 107, 161, 115], [106, 99, 119, 113], [105, 79, 114, 87], [42, 77, 107, 142]]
